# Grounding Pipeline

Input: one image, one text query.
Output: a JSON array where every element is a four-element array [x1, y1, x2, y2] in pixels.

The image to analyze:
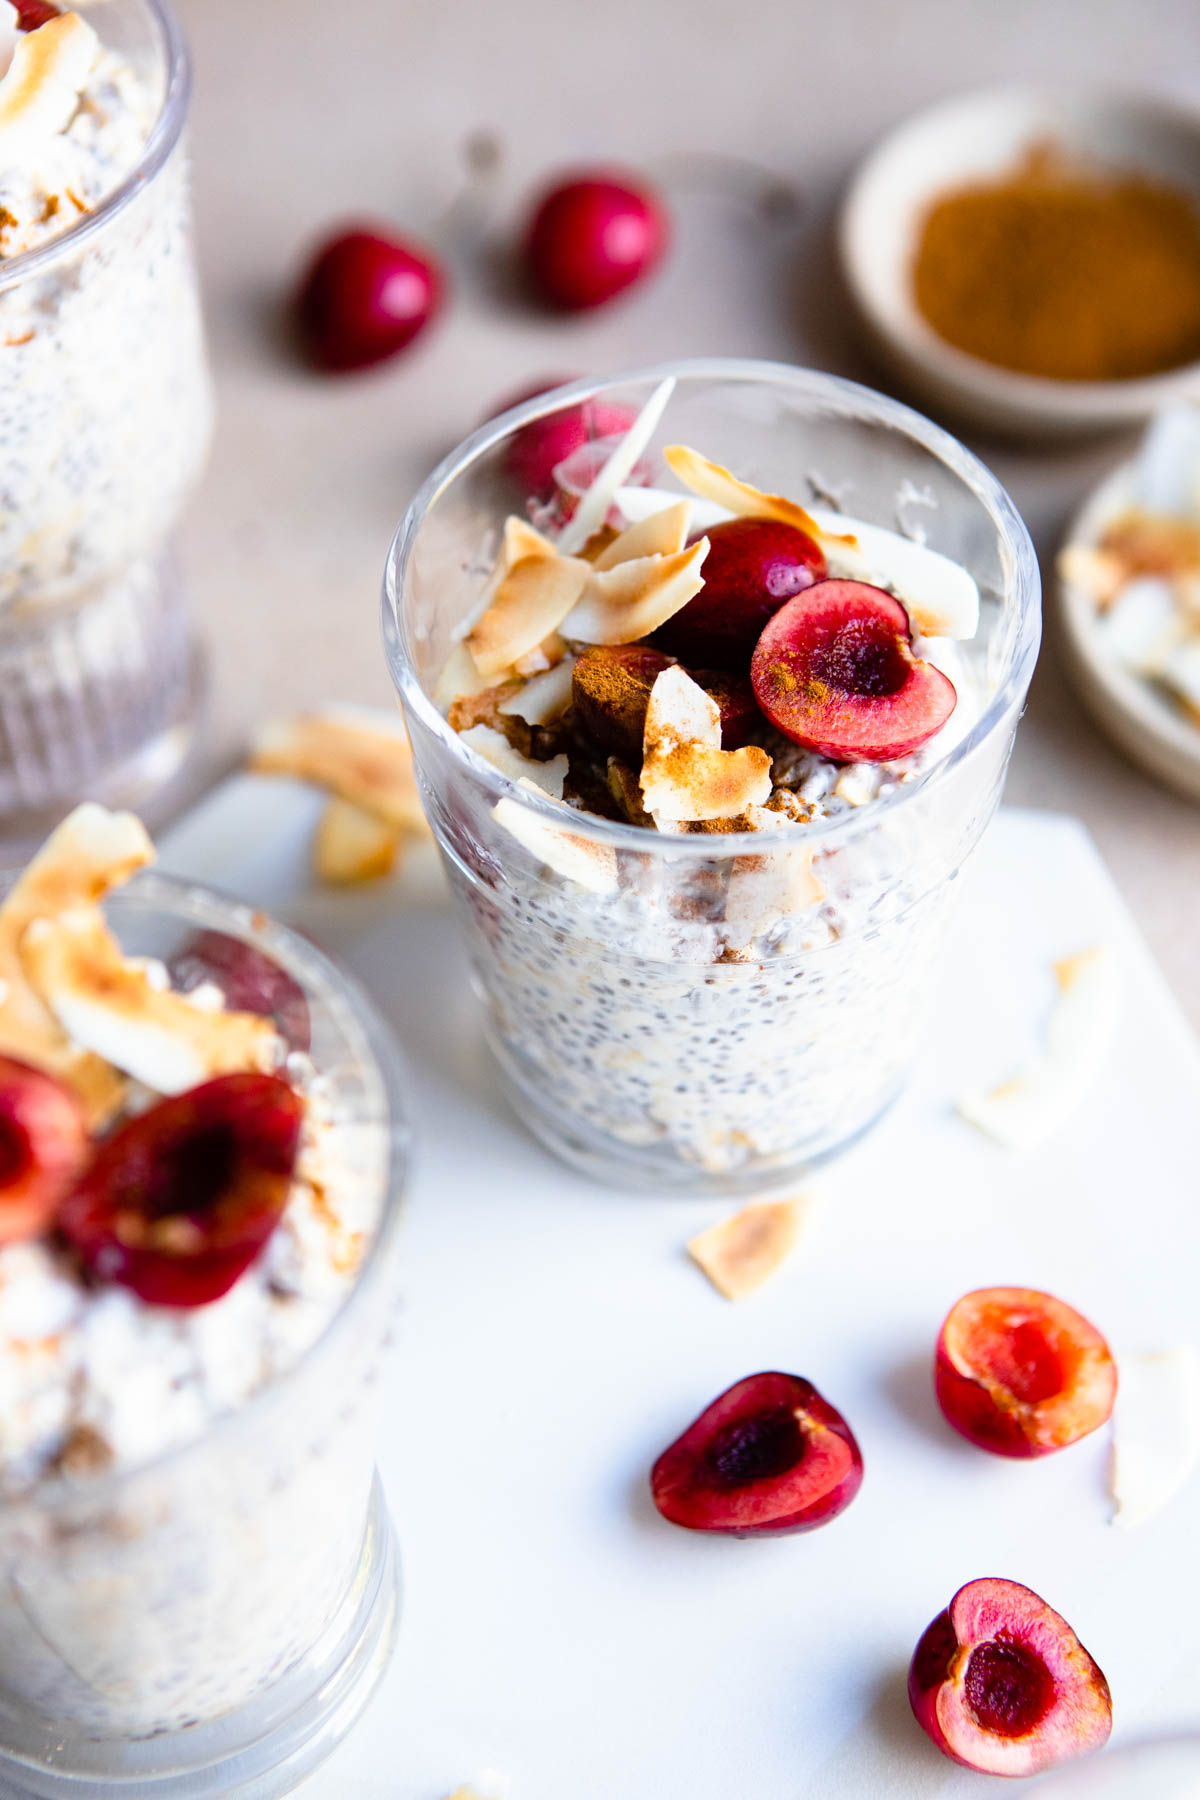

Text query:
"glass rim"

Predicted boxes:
[[0, 0, 191, 291], [0, 867, 411, 1514], [382, 356, 1042, 858]]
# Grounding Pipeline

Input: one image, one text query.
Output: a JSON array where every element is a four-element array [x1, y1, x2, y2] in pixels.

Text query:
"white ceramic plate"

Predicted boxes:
[[1058, 460, 1200, 801], [839, 87, 1200, 436]]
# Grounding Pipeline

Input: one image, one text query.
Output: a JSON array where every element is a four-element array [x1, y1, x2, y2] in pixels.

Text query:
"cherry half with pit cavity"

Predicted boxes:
[[653, 517, 826, 671], [295, 227, 444, 373], [751, 578, 956, 762], [908, 1577, 1112, 1777], [650, 1372, 863, 1536], [935, 1286, 1117, 1458], [522, 171, 668, 312], [59, 1073, 304, 1308], [0, 1056, 88, 1246]]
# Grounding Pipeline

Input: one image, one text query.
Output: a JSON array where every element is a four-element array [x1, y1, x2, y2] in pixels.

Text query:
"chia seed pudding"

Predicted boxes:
[[385, 365, 1039, 1191], [0, 1, 211, 609], [0, 806, 404, 1754]]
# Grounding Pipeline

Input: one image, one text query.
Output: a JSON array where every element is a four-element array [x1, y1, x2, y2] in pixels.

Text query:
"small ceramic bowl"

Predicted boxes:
[[1059, 457, 1200, 800], [839, 86, 1200, 436]]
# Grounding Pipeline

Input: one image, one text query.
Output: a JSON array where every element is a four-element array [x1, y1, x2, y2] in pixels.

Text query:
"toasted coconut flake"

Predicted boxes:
[[502, 515, 558, 565], [663, 443, 847, 547], [688, 1198, 803, 1299], [313, 797, 401, 886], [1111, 1345, 1200, 1529], [592, 499, 691, 569], [250, 710, 427, 833], [1057, 543, 1127, 610], [640, 667, 772, 824], [21, 908, 280, 1095], [0, 12, 98, 158], [458, 725, 568, 799], [555, 377, 675, 556], [465, 553, 589, 679], [0, 805, 153, 1125], [725, 843, 823, 929], [561, 538, 709, 646], [497, 656, 576, 724], [957, 944, 1121, 1150], [493, 787, 618, 892], [833, 764, 879, 807], [434, 640, 491, 707]]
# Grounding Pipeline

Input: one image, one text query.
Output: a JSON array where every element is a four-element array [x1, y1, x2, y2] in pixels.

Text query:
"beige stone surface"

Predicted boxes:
[[173, 0, 1200, 1024]]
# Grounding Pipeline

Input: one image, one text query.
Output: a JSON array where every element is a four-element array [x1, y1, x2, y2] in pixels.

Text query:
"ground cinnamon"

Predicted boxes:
[[913, 147, 1200, 381]]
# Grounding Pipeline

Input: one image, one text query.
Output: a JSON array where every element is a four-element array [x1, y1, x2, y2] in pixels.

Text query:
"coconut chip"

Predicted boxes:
[[1110, 1345, 1200, 1530], [555, 377, 675, 555], [663, 443, 851, 549], [688, 1198, 803, 1300], [313, 797, 402, 886], [465, 546, 590, 679], [497, 655, 576, 725], [493, 784, 618, 893], [592, 499, 691, 569], [458, 724, 569, 799], [0, 11, 98, 159], [957, 945, 1121, 1150], [20, 907, 280, 1096], [560, 539, 709, 646], [640, 667, 772, 825], [0, 804, 153, 1126], [250, 710, 427, 834]]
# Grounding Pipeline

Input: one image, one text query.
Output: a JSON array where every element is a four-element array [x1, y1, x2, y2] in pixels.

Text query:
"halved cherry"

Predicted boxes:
[[0, 1057, 88, 1246], [908, 1578, 1112, 1776], [935, 1287, 1117, 1459], [59, 1073, 304, 1308], [170, 931, 311, 1052], [751, 578, 956, 761], [653, 517, 826, 670], [650, 1372, 863, 1536]]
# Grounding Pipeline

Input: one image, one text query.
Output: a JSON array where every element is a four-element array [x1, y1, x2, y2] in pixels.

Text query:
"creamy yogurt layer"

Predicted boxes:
[[0, 3, 211, 607]]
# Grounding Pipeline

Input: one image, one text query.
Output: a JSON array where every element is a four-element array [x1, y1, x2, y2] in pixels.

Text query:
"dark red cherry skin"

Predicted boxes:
[[170, 931, 310, 1052], [751, 578, 957, 762], [12, 1, 58, 26], [59, 1074, 304, 1308], [651, 1372, 864, 1537], [693, 671, 759, 749], [0, 1057, 88, 1246], [491, 377, 639, 498], [522, 172, 668, 312], [653, 518, 826, 671], [295, 228, 443, 373]]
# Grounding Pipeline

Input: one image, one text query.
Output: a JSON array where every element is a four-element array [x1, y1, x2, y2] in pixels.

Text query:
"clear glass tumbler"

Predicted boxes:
[[0, 0, 213, 845], [0, 877, 408, 1799], [383, 360, 1040, 1195]]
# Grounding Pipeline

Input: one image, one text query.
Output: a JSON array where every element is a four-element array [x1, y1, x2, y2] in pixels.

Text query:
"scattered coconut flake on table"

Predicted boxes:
[[313, 797, 401, 886], [957, 945, 1121, 1150], [555, 377, 675, 556], [1110, 1345, 1200, 1529], [688, 1199, 804, 1300]]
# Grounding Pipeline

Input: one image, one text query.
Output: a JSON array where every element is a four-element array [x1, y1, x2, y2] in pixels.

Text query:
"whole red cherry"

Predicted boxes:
[[489, 376, 638, 497], [295, 227, 444, 373], [522, 172, 668, 312]]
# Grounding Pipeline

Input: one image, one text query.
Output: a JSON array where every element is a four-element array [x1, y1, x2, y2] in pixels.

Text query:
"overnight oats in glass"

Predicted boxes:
[[0, 0, 212, 839], [383, 361, 1040, 1193], [0, 806, 406, 1797]]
